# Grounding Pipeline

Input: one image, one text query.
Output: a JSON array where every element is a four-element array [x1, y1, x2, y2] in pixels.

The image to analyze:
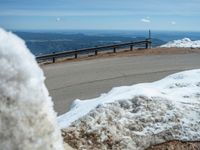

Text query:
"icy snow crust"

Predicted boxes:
[[160, 38, 200, 48], [0, 28, 64, 150], [59, 69, 200, 149]]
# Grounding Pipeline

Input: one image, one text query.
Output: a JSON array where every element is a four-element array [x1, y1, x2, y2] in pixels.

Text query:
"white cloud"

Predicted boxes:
[[0, 10, 135, 17], [141, 18, 151, 23], [171, 21, 176, 25], [56, 17, 61, 22], [0, 9, 199, 17]]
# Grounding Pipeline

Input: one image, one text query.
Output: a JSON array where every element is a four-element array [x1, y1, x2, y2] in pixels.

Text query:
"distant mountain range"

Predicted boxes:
[[14, 32, 165, 56]]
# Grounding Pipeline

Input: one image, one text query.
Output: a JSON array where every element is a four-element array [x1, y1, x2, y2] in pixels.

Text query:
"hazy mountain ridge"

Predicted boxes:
[[14, 32, 165, 56]]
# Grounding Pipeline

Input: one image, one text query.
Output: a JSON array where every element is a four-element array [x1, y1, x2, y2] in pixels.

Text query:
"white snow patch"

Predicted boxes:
[[58, 69, 200, 129], [58, 69, 200, 149], [0, 28, 64, 150], [160, 38, 200, 48]]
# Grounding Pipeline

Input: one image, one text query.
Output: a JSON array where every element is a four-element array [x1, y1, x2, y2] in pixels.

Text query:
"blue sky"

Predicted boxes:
[[0, 0, 200, 31]]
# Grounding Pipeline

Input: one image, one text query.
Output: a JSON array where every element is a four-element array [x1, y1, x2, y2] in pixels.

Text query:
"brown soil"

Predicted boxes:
[[40, 48, 200, 65], [146, 140, 200, 150]]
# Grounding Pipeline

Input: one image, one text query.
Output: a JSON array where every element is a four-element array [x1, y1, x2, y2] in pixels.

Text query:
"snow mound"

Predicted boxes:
[[0, 28, 64, 150], [160, 38, 200, 48], [59, 69, 200, 149]]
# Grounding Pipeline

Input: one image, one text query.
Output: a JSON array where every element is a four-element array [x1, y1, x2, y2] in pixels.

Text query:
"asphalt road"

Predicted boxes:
[[42, 53, 200, 115]]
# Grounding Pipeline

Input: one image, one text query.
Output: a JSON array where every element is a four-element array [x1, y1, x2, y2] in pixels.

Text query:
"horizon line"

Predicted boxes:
[[6, 28, 200, 33]]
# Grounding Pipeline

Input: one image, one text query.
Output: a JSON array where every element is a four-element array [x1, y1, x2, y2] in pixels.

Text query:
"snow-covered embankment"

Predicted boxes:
[[160, 38, 200, 48], [0, 28, 64, 150], [59, 69, 200, 149]]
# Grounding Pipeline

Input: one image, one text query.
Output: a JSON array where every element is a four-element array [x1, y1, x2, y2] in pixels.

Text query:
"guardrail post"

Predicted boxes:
[[130, 45, 133, 51], [145, 40, 148, 49], [113, 47, 116, 53], [95, 50, 98, 55], [75, 52, 78, 59], [52, 52, 55, 63]]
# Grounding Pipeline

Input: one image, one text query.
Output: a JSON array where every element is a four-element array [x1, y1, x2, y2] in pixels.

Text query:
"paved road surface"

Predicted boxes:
[[42, 53, 200, 115]]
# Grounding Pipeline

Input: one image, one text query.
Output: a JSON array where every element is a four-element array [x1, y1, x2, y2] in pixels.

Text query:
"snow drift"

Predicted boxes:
[[160, 38, 200, 48], [59, 69, 200, 149], [0, 28, 64, 150]]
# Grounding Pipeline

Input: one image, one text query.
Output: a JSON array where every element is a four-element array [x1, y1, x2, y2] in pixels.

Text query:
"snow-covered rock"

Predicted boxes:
[[160, 38, 200, 48], [59, 69, 200, 149], [0, 28, 64, 150]]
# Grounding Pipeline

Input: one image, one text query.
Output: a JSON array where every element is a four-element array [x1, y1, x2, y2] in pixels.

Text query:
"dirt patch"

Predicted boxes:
[[146, 140, 200, 150], [40, 48, 200, 65], [60, 95, 200, 149]]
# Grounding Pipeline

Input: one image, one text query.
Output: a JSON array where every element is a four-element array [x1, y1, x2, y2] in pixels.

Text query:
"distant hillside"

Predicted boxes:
[[14, 32, 165, 56]]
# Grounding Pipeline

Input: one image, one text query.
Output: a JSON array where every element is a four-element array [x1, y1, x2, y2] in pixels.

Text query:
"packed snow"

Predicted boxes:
[[160, 38, 200, 48], [0, 28, 64, 150], [59, 69, 200, 149]]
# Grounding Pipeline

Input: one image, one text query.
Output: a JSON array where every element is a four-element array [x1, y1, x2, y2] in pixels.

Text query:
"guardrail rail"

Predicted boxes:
[[36, 39, 152, 63]]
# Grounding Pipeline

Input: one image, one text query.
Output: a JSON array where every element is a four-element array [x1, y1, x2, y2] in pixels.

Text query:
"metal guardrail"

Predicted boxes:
[[36, 39, 151, 63]]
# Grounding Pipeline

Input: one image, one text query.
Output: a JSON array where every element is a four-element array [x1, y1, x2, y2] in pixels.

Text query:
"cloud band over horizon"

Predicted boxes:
[[0, 0, 199, 31]]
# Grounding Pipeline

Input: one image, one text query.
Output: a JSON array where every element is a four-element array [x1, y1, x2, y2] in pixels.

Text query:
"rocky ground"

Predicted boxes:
[[59, 70, 200, 150], [147, 141, 200, 150]]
